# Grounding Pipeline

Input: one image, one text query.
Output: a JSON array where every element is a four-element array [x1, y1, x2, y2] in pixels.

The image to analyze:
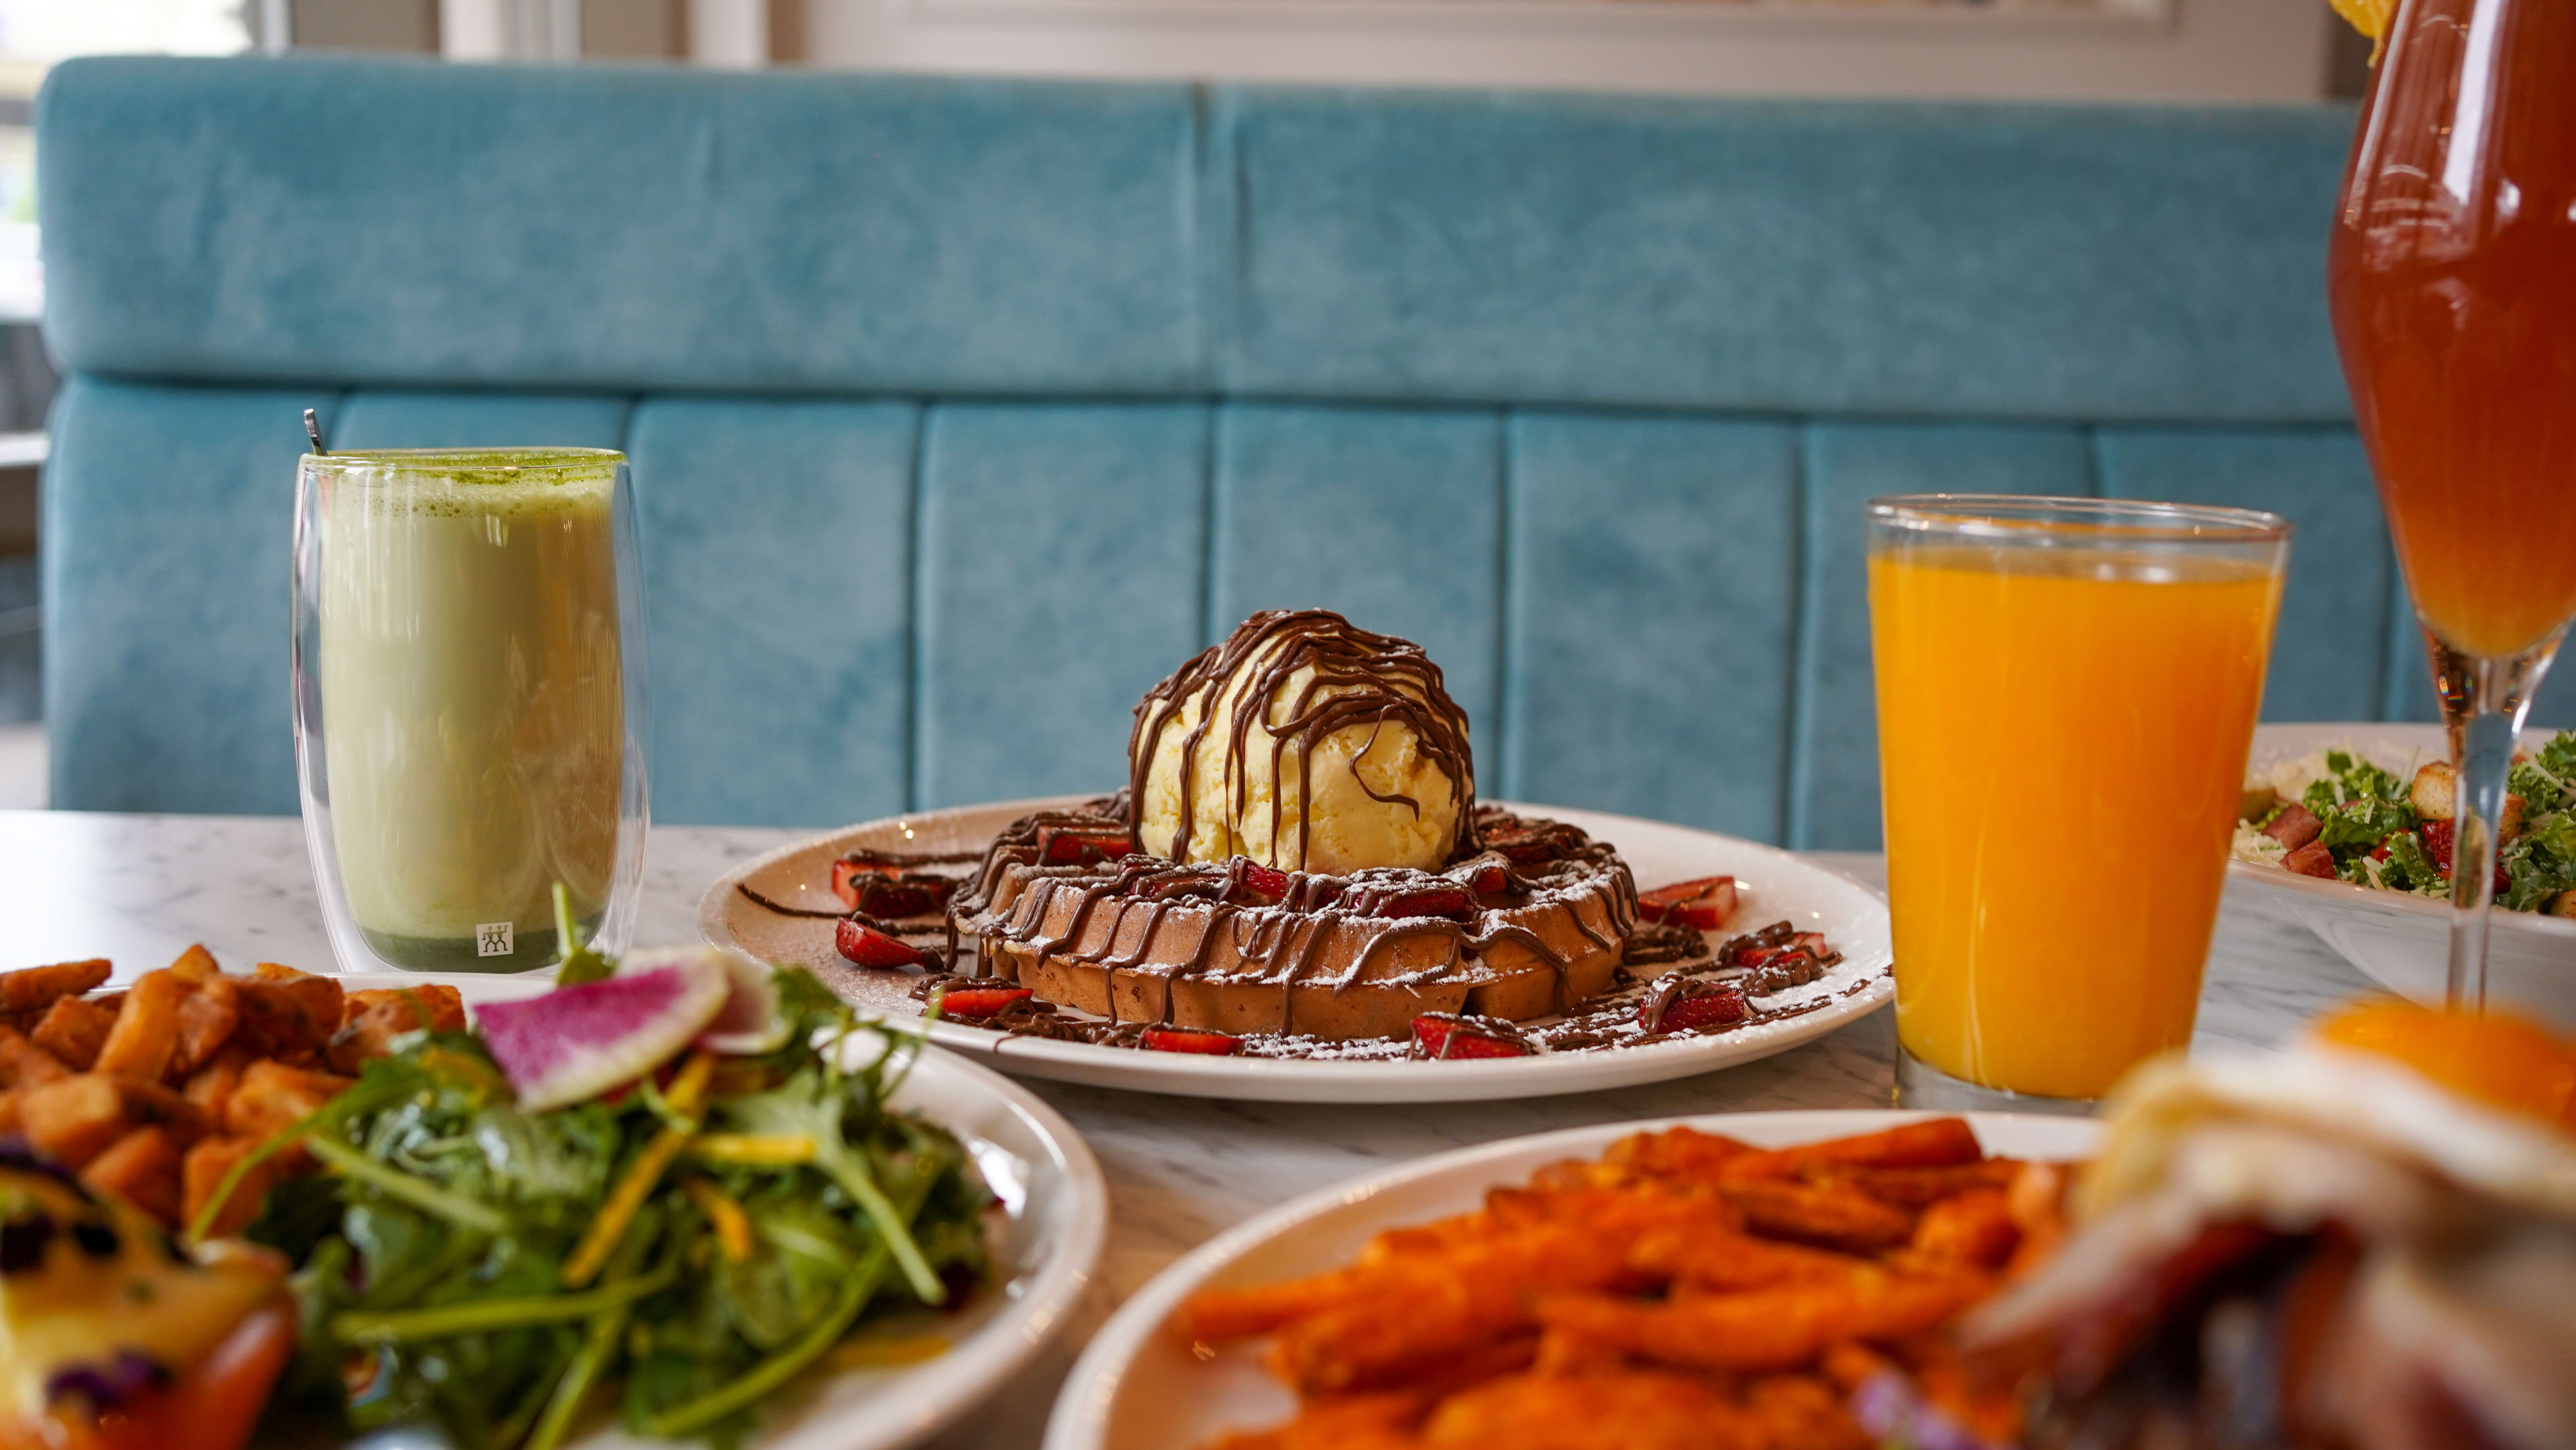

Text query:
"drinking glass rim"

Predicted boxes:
[[1868, 494, 2292, 545], [299, 447, 625, 479]]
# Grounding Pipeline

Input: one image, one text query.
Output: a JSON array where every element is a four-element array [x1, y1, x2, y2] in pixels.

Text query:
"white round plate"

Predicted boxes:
[[2232, 721, 2576, 1028], [355, 976, 1110, 1450], [699, 797, 1894, 1104], [1042, 1108, 2102, 1450]]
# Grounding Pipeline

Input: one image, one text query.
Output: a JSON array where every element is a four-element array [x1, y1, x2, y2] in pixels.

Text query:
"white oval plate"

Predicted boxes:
[[2231, 722, 2576, 1028], [347, 976, 1109, 1450], [1041, 1108, 2101, 1450], [698, 798, 1894, 1104]]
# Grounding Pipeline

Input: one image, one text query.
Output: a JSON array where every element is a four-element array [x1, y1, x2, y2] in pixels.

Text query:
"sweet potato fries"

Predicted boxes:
[[1179, 1119, 2065, 1450], [0, 947, 462, 1235]]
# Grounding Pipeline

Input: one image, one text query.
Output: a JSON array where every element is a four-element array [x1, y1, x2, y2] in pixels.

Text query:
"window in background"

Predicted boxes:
[[0, 0, 254, 773]]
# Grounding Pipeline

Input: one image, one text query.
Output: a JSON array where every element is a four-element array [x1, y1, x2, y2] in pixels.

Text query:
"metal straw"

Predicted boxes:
[[304, 408, 327, 454]]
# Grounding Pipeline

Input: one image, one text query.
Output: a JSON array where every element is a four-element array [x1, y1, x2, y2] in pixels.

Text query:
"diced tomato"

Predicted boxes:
[[1140, 1027, 1243, 1055], [836, 918, 929, 969], [2418, 821, 2511, 894], [1656, 989, 1748, 1033], [934, 986, 1032, 1019], [1638, 876, 1739, 931], [1411, 1015, 1529, 1059]]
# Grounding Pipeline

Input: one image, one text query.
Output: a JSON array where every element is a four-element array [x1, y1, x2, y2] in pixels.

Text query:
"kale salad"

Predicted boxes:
[[2235, 730, 2576, 915]]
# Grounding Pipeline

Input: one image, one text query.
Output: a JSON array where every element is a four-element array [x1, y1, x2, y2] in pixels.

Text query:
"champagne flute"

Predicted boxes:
[[2328, 0, 2576, 1010]]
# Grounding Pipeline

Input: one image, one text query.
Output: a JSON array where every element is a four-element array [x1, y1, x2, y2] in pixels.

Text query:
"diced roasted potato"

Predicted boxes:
[[19, 1076, 130, 1167], [235, 970, 343, 1056], [182, 1135, 278, 1240], [0, 959, 112, 1015], [328, 985, 467, 1074], [172, 975, 242, 1078], [183, 1044, 256, 1125], [93, 970, 191, 1080], [30, 995, 117, 1072], [2551, 890, 2576, 919], [0, 1027, 71, 1088], [2239, 783, 2280, 823], [224, 1059, 354, 1145], [80, 1125, 182, 1225], [165, 944, 222, 985]]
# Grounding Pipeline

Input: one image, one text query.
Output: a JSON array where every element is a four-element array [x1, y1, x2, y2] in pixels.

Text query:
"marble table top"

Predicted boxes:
[[0, 809, 2381, 1449]]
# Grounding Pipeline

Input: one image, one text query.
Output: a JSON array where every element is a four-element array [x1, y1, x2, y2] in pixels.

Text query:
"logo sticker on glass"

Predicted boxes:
[[476, 922, 516, 958]]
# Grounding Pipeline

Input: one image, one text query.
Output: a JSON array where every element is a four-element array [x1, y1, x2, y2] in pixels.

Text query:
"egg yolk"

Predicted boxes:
[[2315, 998, 2576, 1133]]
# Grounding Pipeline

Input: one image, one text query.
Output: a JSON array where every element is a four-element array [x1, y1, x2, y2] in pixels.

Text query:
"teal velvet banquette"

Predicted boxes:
[[37, 56, 2524, 847]]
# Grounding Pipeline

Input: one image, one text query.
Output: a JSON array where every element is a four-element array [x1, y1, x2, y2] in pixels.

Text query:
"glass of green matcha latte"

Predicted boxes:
[[291, 448, 647, 973]]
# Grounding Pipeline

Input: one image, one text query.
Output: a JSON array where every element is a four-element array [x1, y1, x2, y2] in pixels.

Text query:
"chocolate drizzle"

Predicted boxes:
[[1128, 610, 1477, 868], [945, 802, 1636, 1036]]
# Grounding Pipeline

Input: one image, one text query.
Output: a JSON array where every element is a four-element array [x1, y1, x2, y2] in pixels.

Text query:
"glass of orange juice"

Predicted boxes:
[[1869, 497, 2290, 1108]]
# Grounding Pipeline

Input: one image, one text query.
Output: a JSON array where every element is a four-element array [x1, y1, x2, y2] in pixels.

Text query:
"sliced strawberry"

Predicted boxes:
[[1477, 815, 1572, 866], [853, 875, 957, 919], [830, 855, 898, 909], [1369, 886, 1475, 921], [1140, 1026, 1244, 1055], [1469, 864, 1509, 896], [2281, 842, 2338, 880], [836, 917, 930, 969], [934, 985, 1032, 1019], [1411, 1014, 1530, 1059], [1657, 988, 1748, 1033], [1231, 861, 1291, 904], [1041, 827, 1132, 866], [1638, 876, 1739, 931]]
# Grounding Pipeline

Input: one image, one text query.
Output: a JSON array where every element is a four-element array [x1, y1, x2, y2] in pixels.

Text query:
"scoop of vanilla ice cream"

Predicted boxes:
[[1132, 619, 1471, 874]]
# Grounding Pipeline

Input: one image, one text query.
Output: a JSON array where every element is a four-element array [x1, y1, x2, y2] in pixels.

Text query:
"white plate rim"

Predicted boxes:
[[392, 980, 1112, 1450], [1038, 1108, 2102, 1450], [2226, 721, 2576, 941], [696, 797, 1895, 1103]]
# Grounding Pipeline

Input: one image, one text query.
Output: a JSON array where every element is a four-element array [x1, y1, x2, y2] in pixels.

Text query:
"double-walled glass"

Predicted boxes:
[[292, 448, 649, 974], [1868, 497, 2288, 1107]]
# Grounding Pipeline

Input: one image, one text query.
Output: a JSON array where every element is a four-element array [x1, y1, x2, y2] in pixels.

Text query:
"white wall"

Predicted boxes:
[[794, 0, 2337, 103]]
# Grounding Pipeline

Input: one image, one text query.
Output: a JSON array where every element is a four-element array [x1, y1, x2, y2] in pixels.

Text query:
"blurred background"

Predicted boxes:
[[0, 0, 2374, 808]]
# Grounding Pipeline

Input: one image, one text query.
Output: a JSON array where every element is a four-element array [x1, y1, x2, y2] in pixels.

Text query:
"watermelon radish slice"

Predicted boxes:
[[478, 953, 731, 1110], [620, 945, 789, 1056]]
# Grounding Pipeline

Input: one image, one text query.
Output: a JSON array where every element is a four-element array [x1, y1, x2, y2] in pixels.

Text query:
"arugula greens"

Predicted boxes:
[[250, 970, 991, 1450]]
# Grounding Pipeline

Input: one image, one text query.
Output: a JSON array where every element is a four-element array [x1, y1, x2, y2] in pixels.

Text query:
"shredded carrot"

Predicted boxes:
[[562, 1050, 716, 1288], [682, 1176, 754, 1263]]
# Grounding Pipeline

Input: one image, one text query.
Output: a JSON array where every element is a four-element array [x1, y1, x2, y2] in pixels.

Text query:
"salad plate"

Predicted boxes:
[[700, 798, 1894, 1104], [351, 976, 1110, 1450], [2231, 721, 2576, 1027], [1040, 1109, 2102, 1450]]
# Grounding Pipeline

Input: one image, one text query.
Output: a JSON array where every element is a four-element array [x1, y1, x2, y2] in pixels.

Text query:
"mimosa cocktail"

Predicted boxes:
[[1870, 499, 2288, 1103], [2328, 0, 2576, 1008]]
